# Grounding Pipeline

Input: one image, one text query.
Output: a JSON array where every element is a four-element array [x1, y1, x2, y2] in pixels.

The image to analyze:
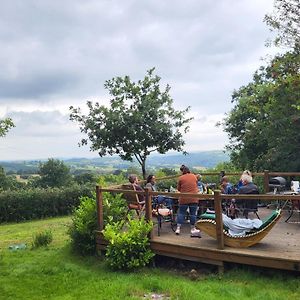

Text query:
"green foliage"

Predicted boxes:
[[68, 193, 128, 255], [0, 117, 14, 137], [264, 0, 300, 51], [68, 196, 97, 255], [70, 68, 192, 179], [103, 192, 128, 225], [32, 230, 53, 249], [103, 217, 154, 270], [74, 172, 98, 185], [0, 166, 26, 191], [98, 173, 127, 187], [221, 51, 300, 172], [37, 158, 72, 188], [159, 167, 177, 176], [0, 184, 93, 223], [154, 169, 177, 191], [1, 217, 300, 300]]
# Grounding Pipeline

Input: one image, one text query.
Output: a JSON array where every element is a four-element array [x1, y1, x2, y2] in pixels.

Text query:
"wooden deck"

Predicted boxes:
[[96, 208, 300, 272]]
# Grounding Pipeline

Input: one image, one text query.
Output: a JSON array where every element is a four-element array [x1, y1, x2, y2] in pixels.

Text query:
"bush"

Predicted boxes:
[[103, 217, 154, 270], [0, 184, 93, 223], [68, 193, 128, 255], [32, 230, 53, 248], [103, 192, 128, 225], [68, 196, 97, 255]]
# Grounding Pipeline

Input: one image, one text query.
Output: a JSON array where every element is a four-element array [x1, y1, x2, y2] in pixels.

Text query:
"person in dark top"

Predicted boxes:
[[145, 174, 173, 209], [238, 173, 259, 218], [236, 170, 252, 192], [220, 176, 233, 194]]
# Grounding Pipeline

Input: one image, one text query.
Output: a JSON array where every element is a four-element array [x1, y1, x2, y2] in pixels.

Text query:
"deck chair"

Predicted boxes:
[[152, 204, 176, 236], [236, 189, 260, 219], [285, 200, 300, 223], [195, 209, 281, 248], [120, 184, 145, 217]]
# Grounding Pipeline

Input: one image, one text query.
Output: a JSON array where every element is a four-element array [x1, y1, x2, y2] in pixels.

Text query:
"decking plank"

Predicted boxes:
[[96, 208, 300, 271]]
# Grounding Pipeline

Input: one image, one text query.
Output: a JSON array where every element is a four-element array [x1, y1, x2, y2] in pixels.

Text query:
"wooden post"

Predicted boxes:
[[213, 190, 224, 250], [145, 187, 153, 240], [96, 185, 104, 231], [264, 170, 270, 193]]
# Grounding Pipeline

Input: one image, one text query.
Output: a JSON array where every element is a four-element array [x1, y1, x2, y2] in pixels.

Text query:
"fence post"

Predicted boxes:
[[96, 185, 104, 231], [264, 170, 270, 193], [213, 190, 224, 250], [145, 187, 154, 240]]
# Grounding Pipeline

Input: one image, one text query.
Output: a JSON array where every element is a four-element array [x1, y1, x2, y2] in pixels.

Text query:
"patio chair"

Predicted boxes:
[[285, 200, 300, 223], [195, 209, 282, 248], [152, 204, 176, 236], [120, 184, 145, 217]]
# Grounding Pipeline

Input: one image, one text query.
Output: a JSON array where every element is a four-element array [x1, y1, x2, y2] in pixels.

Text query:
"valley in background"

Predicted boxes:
[[0, 150, 229, 175]]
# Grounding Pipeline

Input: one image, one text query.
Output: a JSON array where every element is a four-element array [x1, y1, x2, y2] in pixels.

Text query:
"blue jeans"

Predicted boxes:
[[177, 203, 198, 226], [154, 195, 173, 209]]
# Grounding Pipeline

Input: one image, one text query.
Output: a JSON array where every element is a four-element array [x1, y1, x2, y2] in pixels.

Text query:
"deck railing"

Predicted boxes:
[[96, 171, 300, 250]]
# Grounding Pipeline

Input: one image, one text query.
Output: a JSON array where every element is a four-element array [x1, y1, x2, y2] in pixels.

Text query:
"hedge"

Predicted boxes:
[[0, 184, 93, 223]]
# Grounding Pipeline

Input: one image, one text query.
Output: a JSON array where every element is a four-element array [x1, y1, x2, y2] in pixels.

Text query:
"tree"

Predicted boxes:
[[37, 158, 72, 188], [74, 173, 97, 185], [0, 166, 25, 191], [70, 68, 192, 179], [0, 118, 14, 137], [264, 0, 300, 51], [220, 51, 300, 171]]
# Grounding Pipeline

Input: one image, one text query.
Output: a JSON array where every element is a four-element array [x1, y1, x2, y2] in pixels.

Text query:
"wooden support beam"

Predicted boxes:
[[96, 185, 104, 232], [214, 190, 224, 250], [145, 187, 154, 240], [264, 170, 270, 193]]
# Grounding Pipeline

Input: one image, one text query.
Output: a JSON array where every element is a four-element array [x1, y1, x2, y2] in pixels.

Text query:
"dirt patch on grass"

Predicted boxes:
[[153, 255, 218, 280]]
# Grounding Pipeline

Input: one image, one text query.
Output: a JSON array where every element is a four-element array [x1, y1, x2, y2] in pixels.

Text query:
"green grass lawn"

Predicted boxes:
[[0, 217, 299, 300]]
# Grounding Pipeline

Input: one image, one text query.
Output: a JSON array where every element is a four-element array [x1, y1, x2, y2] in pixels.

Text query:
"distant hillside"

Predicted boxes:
[[147, 151, 229, 169], [0, 150, 229, 173]]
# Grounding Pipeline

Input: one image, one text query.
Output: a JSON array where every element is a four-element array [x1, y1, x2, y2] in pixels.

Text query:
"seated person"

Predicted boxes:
[[238, 173, 259, 218], [196, 174, 206, 193], [145, 174, 173, 209], [236, 170, 252, 193], [222, 213, 262, 236], [220, 176, 236, 219], [128, 174, 145, 204], [220, 176, 233, 194]]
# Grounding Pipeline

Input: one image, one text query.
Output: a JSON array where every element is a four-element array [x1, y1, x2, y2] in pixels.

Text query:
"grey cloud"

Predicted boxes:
[[0, 0, 273, 104], [5, 110, 75, 137], [0, 0, 276, 160], [0, 72, 79, 100]]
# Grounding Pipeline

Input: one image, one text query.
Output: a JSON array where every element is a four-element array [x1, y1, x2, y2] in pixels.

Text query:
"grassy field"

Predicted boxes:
[[0, 217, 299, 300]]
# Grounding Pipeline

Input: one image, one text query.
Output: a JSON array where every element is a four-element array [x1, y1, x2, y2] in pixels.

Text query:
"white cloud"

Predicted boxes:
[[0, 0, 277, 160]]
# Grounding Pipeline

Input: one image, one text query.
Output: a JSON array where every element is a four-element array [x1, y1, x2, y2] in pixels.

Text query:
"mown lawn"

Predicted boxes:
[[0, 217, 299, 300]]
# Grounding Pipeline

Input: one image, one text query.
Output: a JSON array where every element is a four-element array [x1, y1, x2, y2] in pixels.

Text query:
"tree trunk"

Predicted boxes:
[[141, 159, 146, 179]]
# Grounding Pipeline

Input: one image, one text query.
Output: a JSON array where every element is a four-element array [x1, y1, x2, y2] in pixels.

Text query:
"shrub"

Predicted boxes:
[[68, 196, 97, 255], [0, 184, 93, 223], [103, 217, 154, 270], [103, 192, 128, 225], [68, 193, 128, 255], [32, 230, 53, 248]]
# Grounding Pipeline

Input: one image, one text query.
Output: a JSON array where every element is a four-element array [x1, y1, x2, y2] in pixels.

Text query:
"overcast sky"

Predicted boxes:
[[0, 0, 278, 161]]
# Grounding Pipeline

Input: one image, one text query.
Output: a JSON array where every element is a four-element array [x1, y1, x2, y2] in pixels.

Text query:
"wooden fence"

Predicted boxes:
[[96, 170, 300, 250]]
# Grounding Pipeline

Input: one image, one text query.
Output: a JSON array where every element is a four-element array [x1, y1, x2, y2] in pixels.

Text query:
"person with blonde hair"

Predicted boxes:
[[237, 170, 252, 192], [238, 173, 259, 218]]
